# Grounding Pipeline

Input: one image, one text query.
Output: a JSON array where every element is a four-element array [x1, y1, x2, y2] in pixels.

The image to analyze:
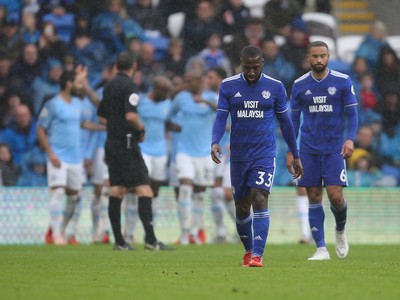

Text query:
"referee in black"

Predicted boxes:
[[98, 51, 174, 251]]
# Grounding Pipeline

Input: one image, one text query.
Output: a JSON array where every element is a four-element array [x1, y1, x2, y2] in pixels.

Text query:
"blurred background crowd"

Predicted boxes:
[[0, 0, 399, 188]]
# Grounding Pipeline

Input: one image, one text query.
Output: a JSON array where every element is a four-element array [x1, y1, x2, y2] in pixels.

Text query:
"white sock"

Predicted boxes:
[[98, 186, 110, 237], [152, 196, 160, 222], [67, 193, 82, 237], [211, 187, 226, 237], [297, 195, 311, 239], [123, 193, 138, 242], [91, 194, 101, 241], [192, 191, 204, 236], [49, 188, 65, 236], [178, 184, 193, 234]]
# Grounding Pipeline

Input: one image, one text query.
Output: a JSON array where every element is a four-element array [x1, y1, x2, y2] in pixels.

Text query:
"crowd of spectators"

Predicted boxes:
[[0, 0, 399, 187]]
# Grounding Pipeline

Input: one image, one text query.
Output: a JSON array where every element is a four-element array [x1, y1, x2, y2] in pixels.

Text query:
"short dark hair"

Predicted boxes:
[[59, 70, 76, 90], [241, 45, 262, 60], [208, 66, 227, 79], [116, 51, 136, 71], [307, 41, 329, 53]]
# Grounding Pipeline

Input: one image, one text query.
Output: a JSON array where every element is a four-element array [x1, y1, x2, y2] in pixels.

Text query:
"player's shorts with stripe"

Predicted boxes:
[[297, 152, 348, 187], [105, 140, 150, 188], [231, 156, 276, 201], [47, 161, 83, 190]]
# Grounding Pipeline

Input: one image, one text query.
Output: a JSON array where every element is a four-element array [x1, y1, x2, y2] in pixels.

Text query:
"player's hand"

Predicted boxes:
[[211, 144, 222, 164], [292, 158, 303, 179], [49, 153, 61, 168], [341, 139, 354, 159]]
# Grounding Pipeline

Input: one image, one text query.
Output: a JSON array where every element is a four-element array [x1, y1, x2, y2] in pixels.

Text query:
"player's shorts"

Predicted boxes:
[[142, 153, 168, 182], [91, 147, 107, 185], [176, 153, 215, 186], [47, 161, 83, 191], [214, 155, 227, 179], [231, 157, 276, 201], [168, 160, 179, 188], [297, 152, 348, 187], [105, 140, 150, 188]]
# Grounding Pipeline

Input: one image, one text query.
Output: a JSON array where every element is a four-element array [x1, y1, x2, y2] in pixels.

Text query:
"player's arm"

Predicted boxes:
[[81, 120, 105, 131], [342, 78, 359, 159], [36, 125, 60, 168], [193, 94, 217, 111], [211, 109, 229, 164]]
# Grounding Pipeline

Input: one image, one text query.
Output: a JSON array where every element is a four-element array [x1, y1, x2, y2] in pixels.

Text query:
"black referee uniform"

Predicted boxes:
[[97, 68, 157, 250]]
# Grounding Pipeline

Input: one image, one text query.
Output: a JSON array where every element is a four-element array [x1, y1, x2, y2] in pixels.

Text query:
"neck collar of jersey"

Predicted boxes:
[[311, 68, 330, 82]]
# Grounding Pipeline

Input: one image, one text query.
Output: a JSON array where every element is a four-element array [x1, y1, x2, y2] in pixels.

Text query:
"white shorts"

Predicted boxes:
[[142, 153, 168, 181], [168, 160, 179, 188], [176, 153, 215, 186], [214, 155, 227, 178], [92, 147, 108, 185], [47, 161, 83, 190]]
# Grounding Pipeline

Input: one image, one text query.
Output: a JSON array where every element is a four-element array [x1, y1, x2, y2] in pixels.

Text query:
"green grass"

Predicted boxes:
[[0, 244, 399, 300]]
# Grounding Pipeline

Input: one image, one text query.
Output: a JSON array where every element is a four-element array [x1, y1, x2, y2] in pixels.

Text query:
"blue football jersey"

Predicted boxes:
[[217, 73, 288, 162], [290, 69, 358, 154]]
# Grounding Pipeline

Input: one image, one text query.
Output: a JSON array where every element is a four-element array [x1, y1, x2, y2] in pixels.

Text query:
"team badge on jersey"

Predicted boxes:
[[328, 87, 337, 95], [262, 90, 271, 99]]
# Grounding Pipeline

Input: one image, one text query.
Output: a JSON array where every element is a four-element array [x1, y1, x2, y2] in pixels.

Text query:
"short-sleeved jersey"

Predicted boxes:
[[97, 72, 140, 142], [290, 69, 358, 154], [138, 94, 172, 156], [168, 90, 217, 157], [217, 73, 288, 162], [37, 95, 83, 164]]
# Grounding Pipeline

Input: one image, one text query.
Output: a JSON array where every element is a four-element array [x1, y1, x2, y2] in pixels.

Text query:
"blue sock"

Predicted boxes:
[[309, 203, 325, 248], [252, 209, 270, 257], [235, 214, 253, 252], [330, 200, 347, 232]]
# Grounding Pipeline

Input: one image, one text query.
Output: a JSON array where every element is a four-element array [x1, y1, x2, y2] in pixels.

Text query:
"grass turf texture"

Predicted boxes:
[[1, 244, 399, 300]]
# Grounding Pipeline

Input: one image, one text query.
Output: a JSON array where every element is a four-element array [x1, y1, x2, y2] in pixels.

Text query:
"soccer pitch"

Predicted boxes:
[[1, 244, 399, 300]]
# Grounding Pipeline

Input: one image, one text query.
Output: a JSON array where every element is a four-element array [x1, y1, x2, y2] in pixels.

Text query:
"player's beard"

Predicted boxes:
[[311, 63, 327, 74]]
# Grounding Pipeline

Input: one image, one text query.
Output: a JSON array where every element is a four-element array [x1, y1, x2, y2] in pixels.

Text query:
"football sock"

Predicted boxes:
[[309, 203, 326, 248], [211, 187, 226, 236], [236, 213, 253, 252], [91, 194, 101, 240], [297, 195, 311, 239], [192, 191, 205, 236], [330, 199, 347, 232], [178, 184, 192, 235], [124, 193, 138, 242], [252, 209, 270, 257], [138, 196, 157, 245], [62, 195, 78, 233], [98, 186, 110, 237], [152, 196, 160, 222], [49, 187, 64, 236], [108, 196, 125, 245], [68, 193, 82, 237]]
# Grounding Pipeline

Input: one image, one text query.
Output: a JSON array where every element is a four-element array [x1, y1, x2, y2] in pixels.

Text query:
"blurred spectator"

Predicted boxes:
[[376, 89, 400, 138], [374, 45, 400, 95], [199, 33, 232, 76], [133, 69, 151, 94], [350, 125, 383, 169], [38, 21, 68, 62], [0, 18, 24, 61], [349, 56, 369, 98], [20, 9, 41, 44], [0, 50, 11, 85], [9, 43, 42, 94], [0, 5, 7, 26], [0, 1, 23, 22], [184, 55, 207, 76], [216, 0, 250, 36], [69, 29, 110, 86], [263, 0, 303, 37], [137, 42, 165, 87], [42, 3, 75, 43], [16, 145, 47, 186], [280, 18, 310, 78], [0, 142, 20, 186], [180, 0, 221, 58], [162, 37, 186, 77], [359, 73, 379, 111], [223, 17, 266, 73], [346, 148, 383, 187], [31, 58, 63, 116], [261, 38, 296, 92], [355, 20, 389, 71], [158, 0, 197, 20], [0, 103, 37, 166], [0, 93, 26, 129], [127, 0, 167, 37]]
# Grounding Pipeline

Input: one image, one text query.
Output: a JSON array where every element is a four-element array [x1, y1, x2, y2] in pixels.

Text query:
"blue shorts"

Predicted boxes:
[[297, 152, 348, 187], [231, 157, 276, 201]]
